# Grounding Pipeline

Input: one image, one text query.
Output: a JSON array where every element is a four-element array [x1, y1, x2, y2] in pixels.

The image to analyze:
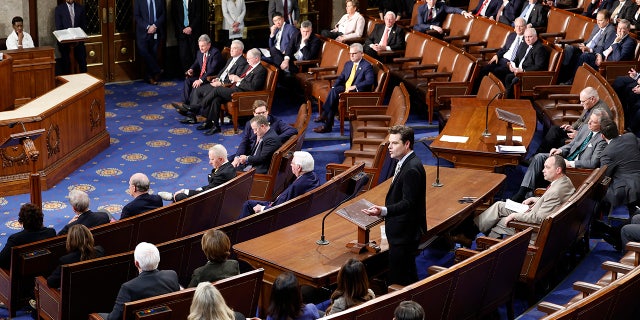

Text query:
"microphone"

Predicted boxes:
[[317, 172, 370, 245], [482, 92, 504, 137], [418, 137, 443, 187]]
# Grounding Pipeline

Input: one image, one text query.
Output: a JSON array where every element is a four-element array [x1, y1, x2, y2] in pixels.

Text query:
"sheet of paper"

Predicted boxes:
[[496, 135, 523, 142], [440, 135, 469, 143], [505, 199, 529, 213], [495, 145, 527, 153], [259, 48, 271, 58]]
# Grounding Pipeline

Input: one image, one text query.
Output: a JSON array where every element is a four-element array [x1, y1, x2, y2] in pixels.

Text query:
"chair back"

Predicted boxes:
[[478, 73, 506, 99]]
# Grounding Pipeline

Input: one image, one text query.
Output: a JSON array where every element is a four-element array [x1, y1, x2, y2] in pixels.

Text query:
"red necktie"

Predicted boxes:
[[476, 0, 490, 16], [380, 28, 390, 47], [199, 53, 207, 78], [231, 65, 254, 88], [426, 7, 433, 21]]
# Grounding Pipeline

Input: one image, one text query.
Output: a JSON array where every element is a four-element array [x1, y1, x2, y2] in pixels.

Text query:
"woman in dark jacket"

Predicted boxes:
[[47, 224, 104, 288]]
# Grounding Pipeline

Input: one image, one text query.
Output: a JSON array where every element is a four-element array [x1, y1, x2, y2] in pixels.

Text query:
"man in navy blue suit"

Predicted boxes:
[[134, 0, 166, 84], [173, 34, 223, 110], [121, 173, 163, 220], [498, 0, 526, 26], [54, 0, 88, 74], [413, 0, 473, 34], [363, 11, 406, 61], [233, 115, 283, 174], [171, 0, 203, 72], [265, 12, 299, 69], [57, 190, 110, 235], [313, 43, 375, 133], [471, 0, 503, 19], [238, 151, 320, 218]]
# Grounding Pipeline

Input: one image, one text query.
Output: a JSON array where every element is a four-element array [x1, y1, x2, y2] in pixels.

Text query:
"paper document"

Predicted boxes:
[[259, 48, 271, 58], [496, 135, 523, 142], [440, 135, 469, 143], [505, 199, 529, 213], [53, 27, 88, 42], [495, 145, 527, 153]]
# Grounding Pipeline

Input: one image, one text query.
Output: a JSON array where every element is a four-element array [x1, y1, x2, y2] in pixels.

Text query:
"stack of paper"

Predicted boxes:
[[495, 145, 527, 153]]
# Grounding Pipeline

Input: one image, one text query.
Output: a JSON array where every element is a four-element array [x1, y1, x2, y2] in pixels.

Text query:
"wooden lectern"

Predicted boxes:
[[0, 128, 45, 207], [495, 108, 526, 146], [336, 199, 384, 253]]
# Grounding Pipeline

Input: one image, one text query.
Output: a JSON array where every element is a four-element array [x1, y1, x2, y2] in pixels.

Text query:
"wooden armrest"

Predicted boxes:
[[428, 265, 447, 275], [556, 38, 584, 45], [444, 35, 469, 41], [408, 63, 438, 71], [356, 115, 392, 121], [378, 50, 405, 57], [564, 7, 584, 13], [388, 284, 405, 292], [357, 126, 393, 133], [508, 220, 541, 233], [462, 41, 488, 48], [533, 86, 572, 97], [294, 59, 320, 67], [602, 261, 634, 275], [438, 95, 476, 103], [514, 70, 553, 77], [562, 115, 580, 122], [339, 91, 384, 99], [537, 301, 565, 314], [344, 150, 376, 158], [320, 74, 339, 81], [392, 56, 422, 64], [478, 47, 500, 54], [539, 32, 566, 38], [556, 103, 583, 110], [475, 236, 501, 250], [352, 138, 385, 145], [548, 93, 579, 100], [573, 281, 603, 296], [454, 248, 479, 261], [625, 241, 640, 253], [351, 106, 388, 115], [308, 66, 338, 73], [416, 72, 452, 79], [534, 188, 546, 196]]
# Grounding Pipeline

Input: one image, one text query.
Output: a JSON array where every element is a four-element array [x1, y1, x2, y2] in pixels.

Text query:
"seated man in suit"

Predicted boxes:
[[233, 115, 283, 174], [512, 108, 610, 202], [471, 0, 503, 19], [265, 12, 298, 69], [177, 40, 248, 125], [610, 0, 635, 23], [238, 151, 320, 218], [5, 16, 35, 49], [120, 173, 163, 220], [172, 34, 223, 111], [413, 0, 473, 34], [280, 20, 321, 74], [99, 242, 180, 320], [472, 17, 526, 94], [513, 0, 548, 28], [230, 100, 297, 164], [363, 11, 406, 61], [503, 27, 549, 98], [57, 190, 110, 235], [157, 144, 236, 202], [559, 10, 616, 84], [182, 48, 266, 135], [313, 43, 375, 134], [583, 0, 614, 18], [451, 155, 574, 246]]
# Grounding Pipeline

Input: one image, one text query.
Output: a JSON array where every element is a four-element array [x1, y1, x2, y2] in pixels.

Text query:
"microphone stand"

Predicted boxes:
[[482, 92, 504, 137], [317, 172, 369, 245], [419, 138, 443, 187]]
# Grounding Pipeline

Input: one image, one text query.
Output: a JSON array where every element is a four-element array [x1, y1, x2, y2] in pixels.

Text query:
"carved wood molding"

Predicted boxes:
[[46, 124, 60, 157], [89, 98, 102, 129], [1, 146, 28, 168]]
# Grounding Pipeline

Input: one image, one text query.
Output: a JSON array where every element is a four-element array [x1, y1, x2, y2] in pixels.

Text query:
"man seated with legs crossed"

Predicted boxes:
[[238, 151, 320, 219]]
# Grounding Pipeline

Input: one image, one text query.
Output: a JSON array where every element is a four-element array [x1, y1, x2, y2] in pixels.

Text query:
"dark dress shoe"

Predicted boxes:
[[204, 126, 222, 135], [183, 104, 201, 113], [172, 103, 188, 116], [313, 126, 332, 133], [313, 116, 326, 123], [179, 116, 197, 124], [197, 122, 214, 130]]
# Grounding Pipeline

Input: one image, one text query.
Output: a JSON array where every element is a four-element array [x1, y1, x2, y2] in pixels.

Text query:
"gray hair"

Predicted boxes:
[[198, 34, 211, 43], [591, 108, 609, 122], [247, 48, 261, 59], [385, 11, 396, 20], [209, 144, 228, 159], [581, 87, 600, 100], [231, 39, 244, 50], [350, 42, 364, 53], [130, 173, 150, 193], [300, 20, 313, 29], [68, 189, 90, 212], [134, 242, 160, 271], [293, 151, 314, 173]]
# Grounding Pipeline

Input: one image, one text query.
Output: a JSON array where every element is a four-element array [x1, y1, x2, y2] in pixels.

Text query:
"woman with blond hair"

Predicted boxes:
[[46, 224, 104, 288], [188, 229, 240, 287], [188, 282, 245, 320], [325, 258, 375, 315]]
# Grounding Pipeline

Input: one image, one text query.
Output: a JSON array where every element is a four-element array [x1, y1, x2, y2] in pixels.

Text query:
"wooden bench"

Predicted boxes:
[[321, 228, 533, 320], [31, 164, 365, 320], [0, 170, 254, 318], [248, 133, 299, 201]]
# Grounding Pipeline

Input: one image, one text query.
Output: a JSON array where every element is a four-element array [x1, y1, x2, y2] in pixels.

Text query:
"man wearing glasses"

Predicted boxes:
[[230, 100, 297, 165], [313, 43, 374, 133]]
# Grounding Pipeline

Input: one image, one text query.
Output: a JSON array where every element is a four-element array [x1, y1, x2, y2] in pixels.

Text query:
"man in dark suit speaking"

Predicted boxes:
[[313, 43, 375, 134], [54, 0, 88, 74], [363, 125, 427, 286], [363, 11, 406, 61]]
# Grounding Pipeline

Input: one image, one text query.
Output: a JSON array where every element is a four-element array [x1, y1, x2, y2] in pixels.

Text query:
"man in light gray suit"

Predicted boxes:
[[269, 0, 299, 25], [511, 107, 609, 202]]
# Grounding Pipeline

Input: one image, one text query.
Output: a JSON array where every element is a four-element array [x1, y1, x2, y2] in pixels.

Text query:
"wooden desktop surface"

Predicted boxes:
[[430, 98, 536, 170], [233, 166, 505, 291]]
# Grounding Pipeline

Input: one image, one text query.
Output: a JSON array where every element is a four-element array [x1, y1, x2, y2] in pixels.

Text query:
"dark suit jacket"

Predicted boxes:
[[471, 0, 503, 18], [245, 127, 283, 174], [188, 161, 236, 196], [285, 32, 322, 62], [134, 0, 166, 40], [0, 227, 56, 270], [236, 114, 298, 156], [120, 193, 163, 220], [606, 34, 636, 62], [524, 3, 549, 28], [171, 0, 203, 36], [188, 259, 240, 287], [57, 210, 111, 235], [626, 4, 640, 29], [268, 0, 300, 24], [414, 2, 464, 33], [54, 2, 86, 31], [385, 152, 427, 246], [106, 269, 180, 320], [496, 32, 519, 60], [333, 59, 375, 92], [584, 0, 614, 18], [513, 40, 549, 71], [46, 246, 105, 288], [189, 47, 224, 83], [364, 24, 406, 51], [611, 0, 635, 19], [268, 171, 320, 208], [237, 63, 267, 92], [499, 0, 526, 25], [218, 55, 248, 84], [601, 133, 640, 206], [584, 24, 617, 55], [269, 22, 298, 54]]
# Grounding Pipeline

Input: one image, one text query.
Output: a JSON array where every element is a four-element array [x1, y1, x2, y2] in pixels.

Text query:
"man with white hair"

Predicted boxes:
[[121, 173, 163, 220], [363, 11, 405, 61], [101, 242, 180, 320], [238, 151, 320, 218], [57, 190, 110, 235]]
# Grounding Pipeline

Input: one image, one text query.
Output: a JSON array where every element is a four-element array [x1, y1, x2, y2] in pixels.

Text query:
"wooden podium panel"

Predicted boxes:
[[0, 47, 56, 107], [0, 73, 109, 196], [0, 54, 13, 111]]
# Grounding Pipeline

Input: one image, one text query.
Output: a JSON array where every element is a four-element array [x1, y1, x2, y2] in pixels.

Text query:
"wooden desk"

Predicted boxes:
[[0, 54, 13, 111], [0, 47, 56, 107], [233, 166, 505, 313], [430, 98, 536, 171]]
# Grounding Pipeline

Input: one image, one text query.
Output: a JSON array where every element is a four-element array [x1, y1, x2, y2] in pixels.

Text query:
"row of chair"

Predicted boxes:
[[33, 163, 365, 320]]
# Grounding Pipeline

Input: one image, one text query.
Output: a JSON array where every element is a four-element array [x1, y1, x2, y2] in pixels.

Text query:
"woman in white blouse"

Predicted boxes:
[[320, 0, 365, 42], [222, 0, 246, 44]]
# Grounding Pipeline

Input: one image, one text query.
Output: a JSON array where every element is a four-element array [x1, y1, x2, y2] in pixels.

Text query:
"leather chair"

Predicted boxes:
[[598, 38, 640, 84], [294, 37, 350, 98], [326, 139, 391, 193], [513, 41, 564, 99]]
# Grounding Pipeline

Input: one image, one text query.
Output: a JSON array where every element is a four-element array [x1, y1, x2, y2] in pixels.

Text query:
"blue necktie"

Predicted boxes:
[[183, 0, 189, 27]]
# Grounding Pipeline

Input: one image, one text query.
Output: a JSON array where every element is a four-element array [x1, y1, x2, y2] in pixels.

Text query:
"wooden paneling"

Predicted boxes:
[[0, 46, 55, 106]]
